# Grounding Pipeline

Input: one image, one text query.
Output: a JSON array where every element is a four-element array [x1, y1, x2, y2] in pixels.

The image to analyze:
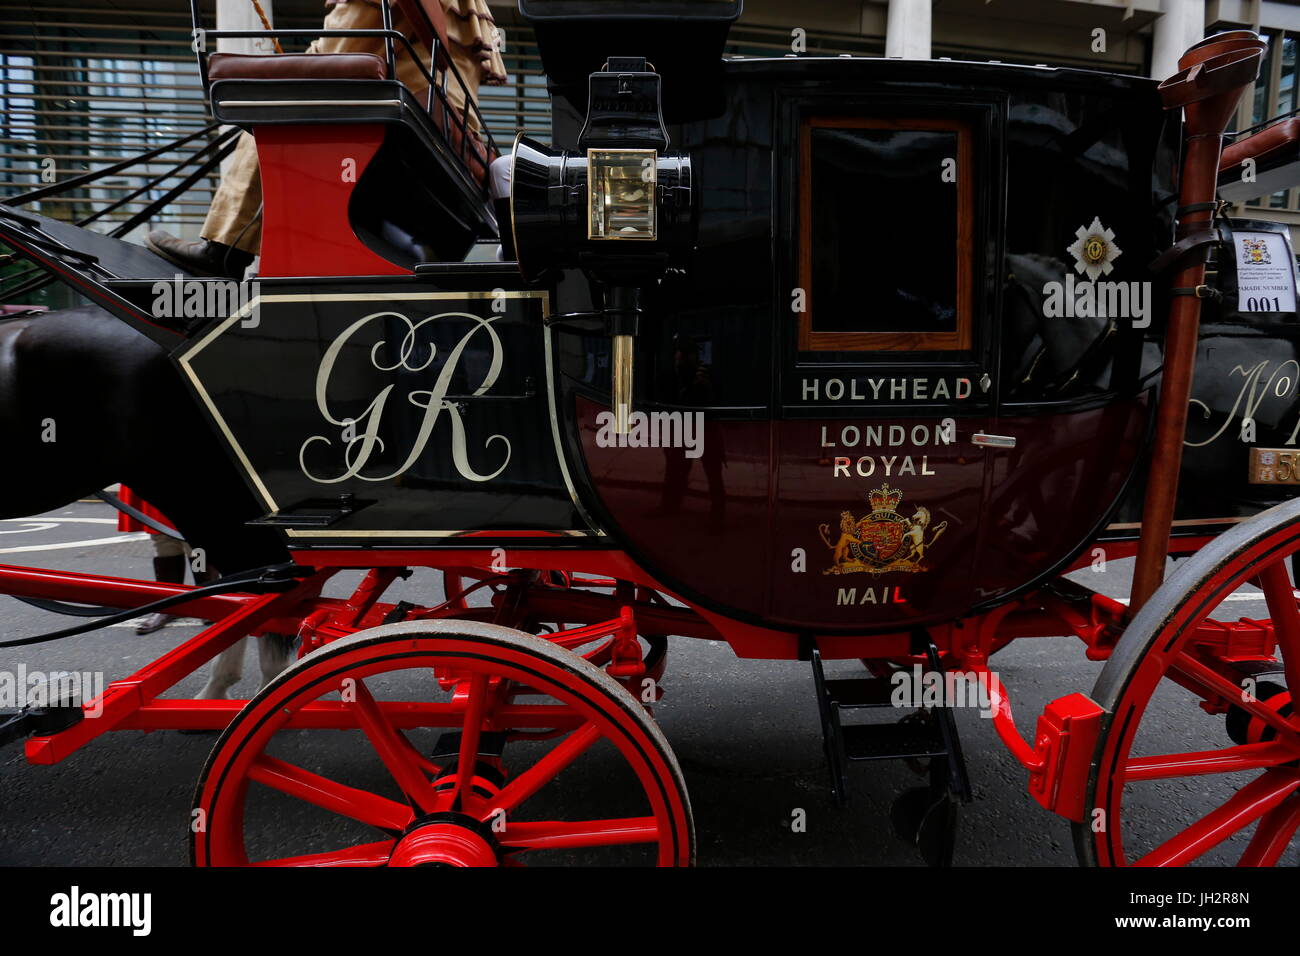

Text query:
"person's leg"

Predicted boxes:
[[199, 132, 263, 254], [145, 132, 259, 278]]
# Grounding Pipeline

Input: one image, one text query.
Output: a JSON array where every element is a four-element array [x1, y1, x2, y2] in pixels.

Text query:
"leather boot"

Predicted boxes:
[[145, 230, 253, 279], [494, 198, 515, 261], [136, 553, 186, 634]]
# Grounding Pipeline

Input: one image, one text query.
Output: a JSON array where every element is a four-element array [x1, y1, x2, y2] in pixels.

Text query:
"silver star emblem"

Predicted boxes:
[[1067, 216, 1122, 281]]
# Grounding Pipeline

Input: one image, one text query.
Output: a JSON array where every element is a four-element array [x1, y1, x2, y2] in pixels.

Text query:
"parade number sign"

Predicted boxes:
[[1231, 227, 1298, 313]]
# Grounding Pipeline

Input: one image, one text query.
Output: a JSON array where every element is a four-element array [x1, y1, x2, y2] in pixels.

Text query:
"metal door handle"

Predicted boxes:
[[972, 432, 1016, 448]]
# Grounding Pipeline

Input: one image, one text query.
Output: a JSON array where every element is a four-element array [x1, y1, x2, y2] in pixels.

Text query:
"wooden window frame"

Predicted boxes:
[[798, 115, 974, 351]]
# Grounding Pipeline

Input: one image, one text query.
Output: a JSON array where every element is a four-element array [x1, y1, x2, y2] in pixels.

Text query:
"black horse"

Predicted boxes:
[[0, 303, 292, 695]]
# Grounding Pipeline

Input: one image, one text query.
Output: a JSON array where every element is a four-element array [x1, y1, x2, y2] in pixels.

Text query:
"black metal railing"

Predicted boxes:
[[186, 0, 499, 195], [0, 123, 239, 301]]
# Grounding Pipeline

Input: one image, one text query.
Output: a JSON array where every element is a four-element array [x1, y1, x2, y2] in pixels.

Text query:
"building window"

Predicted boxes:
[[1244, 33, 1300, 212]]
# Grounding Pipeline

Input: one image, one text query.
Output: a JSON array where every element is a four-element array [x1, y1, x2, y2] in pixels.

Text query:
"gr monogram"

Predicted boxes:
[[299, 310, 511, 484]]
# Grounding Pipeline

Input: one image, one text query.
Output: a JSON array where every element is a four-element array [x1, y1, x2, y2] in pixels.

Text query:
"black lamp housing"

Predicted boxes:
[[509, 59, 695, 285], [520, 0, 742, 123], [509, 54, 699, 435]]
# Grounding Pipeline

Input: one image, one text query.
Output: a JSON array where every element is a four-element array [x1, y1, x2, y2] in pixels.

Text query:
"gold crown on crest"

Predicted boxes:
[[868, 484, 902, 513]]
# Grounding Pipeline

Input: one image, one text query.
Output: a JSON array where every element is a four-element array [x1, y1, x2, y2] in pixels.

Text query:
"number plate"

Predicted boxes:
[[1248, 448, 1300, 484]]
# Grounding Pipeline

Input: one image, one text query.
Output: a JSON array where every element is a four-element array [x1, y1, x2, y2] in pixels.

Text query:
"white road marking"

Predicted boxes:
[[0, 533, 149, 554], [1115, 591, 1267, 606], [0, 517, 119, 525], [112, 618, 208, 630]]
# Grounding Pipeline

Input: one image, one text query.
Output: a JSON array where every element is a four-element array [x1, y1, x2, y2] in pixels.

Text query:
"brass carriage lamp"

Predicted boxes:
[[588, 149, 657, 240], [510, 58, 696, 433]]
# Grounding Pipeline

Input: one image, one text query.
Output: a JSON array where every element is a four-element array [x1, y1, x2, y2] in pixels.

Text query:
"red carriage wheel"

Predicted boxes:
[[192, 621, 693, 866], [1075, 499, 1300, 866]]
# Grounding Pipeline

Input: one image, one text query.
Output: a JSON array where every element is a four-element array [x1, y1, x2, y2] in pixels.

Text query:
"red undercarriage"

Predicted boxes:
[[2, 531, 1281, 835]]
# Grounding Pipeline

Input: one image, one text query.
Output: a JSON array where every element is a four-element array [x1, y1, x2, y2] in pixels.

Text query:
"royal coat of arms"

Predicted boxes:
[[819, 484, 948, 575]]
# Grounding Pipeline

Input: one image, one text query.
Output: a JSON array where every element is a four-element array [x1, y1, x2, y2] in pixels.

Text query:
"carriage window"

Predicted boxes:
[[799, 117, 973, 351]]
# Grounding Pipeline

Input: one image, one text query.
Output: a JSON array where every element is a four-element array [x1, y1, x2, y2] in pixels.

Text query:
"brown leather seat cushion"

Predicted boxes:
[[1221, 118, 1300, 170], [208, 52, 388, 82], [208, 51, 493, 187]]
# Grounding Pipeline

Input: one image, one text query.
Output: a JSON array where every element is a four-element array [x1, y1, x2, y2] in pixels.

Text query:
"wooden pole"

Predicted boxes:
[[1129, 32, 1265, 614]]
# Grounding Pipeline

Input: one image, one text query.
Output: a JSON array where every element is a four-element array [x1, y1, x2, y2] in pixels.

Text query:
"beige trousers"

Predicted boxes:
[[202, 0, 483, 252]]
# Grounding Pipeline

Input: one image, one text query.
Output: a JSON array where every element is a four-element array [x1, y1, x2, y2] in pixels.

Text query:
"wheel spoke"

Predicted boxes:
[[449, 672, 491, 812], [1124, 741, 1298, 782], [348, 678, 440, 813], [1135, 768, 1300, 867], [1257, 561, 1300, 699], [253, 840, 395, 867], [500, 817, 660, 851], [1238, 793, 1300, 866], [1172, 652, 1300, 749], [488, 722, 603, 816], [247, 754, 414, 832]]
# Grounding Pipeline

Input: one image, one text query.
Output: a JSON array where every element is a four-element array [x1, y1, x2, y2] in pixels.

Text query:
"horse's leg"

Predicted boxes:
[[257, 633, 296, 687], [197, 638, 247, 699]]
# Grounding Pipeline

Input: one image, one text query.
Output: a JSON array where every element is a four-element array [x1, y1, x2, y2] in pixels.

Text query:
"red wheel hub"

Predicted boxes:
[[388, 817, 500, 867]]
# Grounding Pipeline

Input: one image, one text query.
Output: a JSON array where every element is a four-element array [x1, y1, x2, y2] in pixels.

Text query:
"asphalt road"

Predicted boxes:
[[0, 501, 1294, 867]]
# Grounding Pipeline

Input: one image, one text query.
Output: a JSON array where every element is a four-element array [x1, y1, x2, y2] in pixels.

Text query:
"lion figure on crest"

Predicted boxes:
[[827, 510, 858, 566]]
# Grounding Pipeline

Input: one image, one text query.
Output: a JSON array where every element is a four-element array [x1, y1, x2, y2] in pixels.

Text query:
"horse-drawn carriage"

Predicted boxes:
[[1, 0, 1299, 867]]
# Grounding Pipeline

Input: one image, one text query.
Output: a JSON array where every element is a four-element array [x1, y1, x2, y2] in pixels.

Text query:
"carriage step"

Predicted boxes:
[[808, 633, 972, 866], [841, 719, 947, 762], [250, 494, 375, 528], [822, 676, 897, 709]]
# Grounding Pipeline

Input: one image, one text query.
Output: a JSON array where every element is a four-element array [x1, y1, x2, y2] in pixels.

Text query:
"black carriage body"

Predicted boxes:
[[548, 56, 1183, 630], [175, 266, 602, 547], [171, 55, 1300, 631]]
